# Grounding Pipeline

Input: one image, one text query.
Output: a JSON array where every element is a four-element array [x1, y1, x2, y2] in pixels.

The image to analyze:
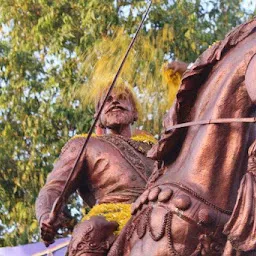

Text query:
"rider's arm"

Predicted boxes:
[[35, 137, 87, 242]]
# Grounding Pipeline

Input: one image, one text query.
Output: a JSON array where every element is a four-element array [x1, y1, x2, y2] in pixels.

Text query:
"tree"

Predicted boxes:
[[0, 0, 255, 246]]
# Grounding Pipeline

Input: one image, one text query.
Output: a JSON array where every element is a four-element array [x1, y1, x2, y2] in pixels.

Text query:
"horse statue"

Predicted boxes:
[[107, 18, 256, 256]]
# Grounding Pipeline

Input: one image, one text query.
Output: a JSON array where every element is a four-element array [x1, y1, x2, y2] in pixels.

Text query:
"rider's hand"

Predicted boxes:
[[40, 214, 57, 246], [40, 210, 74, 246], [165, 60, 189, 74]]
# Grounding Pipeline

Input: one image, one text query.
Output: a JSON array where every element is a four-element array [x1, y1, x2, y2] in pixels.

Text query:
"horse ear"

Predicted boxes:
[[245, 54, 256, 104]]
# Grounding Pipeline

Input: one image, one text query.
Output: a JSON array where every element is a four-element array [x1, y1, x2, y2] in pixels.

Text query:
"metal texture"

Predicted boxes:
[[108, 17, 256, 256], [35, 86, 155, 252]]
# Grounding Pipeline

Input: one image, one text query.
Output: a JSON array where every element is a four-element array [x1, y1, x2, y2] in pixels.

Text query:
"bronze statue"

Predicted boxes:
[[108, 18, 256, 255], [35, 83, 155, 255]]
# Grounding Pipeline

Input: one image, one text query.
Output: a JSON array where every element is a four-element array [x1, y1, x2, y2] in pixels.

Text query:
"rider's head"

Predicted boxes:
[[95, 82, 139, 129]]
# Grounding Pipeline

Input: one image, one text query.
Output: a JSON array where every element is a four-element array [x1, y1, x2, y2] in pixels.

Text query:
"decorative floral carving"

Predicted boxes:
[[68, 216, 118, 256]]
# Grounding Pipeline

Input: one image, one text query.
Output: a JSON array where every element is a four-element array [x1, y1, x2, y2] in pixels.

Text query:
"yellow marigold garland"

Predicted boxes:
[[163, 67, 182, 105], [82, 203, 131, 234], [163, 68, 181, 87], [70, 133, 95, 140], [69, 133, 157, 144], [131, 134, 157, 144]]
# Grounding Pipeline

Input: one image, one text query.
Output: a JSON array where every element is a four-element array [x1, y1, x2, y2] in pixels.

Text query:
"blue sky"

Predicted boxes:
[[242, 0, 256, 11]]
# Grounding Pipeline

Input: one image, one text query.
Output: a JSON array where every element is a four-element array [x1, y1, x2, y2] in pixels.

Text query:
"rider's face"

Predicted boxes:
[[99, 91, 137, 129]]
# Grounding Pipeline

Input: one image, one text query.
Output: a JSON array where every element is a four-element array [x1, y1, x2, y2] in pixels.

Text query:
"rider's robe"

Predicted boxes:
[[35, 135, 154, 226]]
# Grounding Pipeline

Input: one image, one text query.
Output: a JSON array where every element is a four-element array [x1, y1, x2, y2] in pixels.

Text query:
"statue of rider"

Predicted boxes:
[[35, 82, 156, 255]]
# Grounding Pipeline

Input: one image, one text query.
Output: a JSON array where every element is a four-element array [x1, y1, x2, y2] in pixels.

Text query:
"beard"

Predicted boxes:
[[100, 110, 135, 129]]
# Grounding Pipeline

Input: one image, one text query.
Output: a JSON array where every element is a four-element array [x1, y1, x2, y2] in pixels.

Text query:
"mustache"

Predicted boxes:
[[105, 104, 129, 113]]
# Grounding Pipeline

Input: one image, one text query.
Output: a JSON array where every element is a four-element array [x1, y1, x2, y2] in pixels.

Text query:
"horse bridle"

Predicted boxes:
[[165, 117, 256, 133]]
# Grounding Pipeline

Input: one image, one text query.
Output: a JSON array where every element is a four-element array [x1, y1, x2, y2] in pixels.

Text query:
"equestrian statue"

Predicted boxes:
[[107, 17, 256, 256]]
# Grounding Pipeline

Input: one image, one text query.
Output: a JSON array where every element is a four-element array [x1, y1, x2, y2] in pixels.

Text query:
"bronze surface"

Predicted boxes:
[[108, 17, 256, 256], [35, 89, 155, 254]]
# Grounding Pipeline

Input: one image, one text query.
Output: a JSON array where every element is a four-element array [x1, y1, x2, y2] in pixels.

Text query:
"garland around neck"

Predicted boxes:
[[69, 133, 157, 145]]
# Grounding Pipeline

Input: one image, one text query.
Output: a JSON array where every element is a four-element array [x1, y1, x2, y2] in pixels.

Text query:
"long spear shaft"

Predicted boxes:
[[48, 0, 152, 229]]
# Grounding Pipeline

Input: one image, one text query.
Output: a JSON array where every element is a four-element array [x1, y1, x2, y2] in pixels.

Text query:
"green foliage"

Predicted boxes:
[[0, 0, 254, 246]]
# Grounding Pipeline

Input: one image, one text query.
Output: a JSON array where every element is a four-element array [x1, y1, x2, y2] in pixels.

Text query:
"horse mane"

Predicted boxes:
[[148, 17, 256, 162]]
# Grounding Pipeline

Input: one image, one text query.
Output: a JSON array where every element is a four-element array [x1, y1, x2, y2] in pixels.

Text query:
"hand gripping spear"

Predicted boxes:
[[44, 1, 152, 247]]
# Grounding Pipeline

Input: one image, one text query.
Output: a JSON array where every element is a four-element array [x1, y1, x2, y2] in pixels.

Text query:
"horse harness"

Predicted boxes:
[[165, 117, 256, 132]]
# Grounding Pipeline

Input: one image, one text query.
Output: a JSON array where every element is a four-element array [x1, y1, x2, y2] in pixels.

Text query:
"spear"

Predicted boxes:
[[45, 0, 153, 246]]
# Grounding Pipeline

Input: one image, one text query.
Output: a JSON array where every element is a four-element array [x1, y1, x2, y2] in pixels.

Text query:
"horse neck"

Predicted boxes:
[[159, 87, 252, 211]]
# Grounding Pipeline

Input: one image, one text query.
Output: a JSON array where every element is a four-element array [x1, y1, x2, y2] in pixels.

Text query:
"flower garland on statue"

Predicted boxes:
[[82, 203, 131, 234], [70, 132, 157, 144], [163, 67, 182, 105]]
